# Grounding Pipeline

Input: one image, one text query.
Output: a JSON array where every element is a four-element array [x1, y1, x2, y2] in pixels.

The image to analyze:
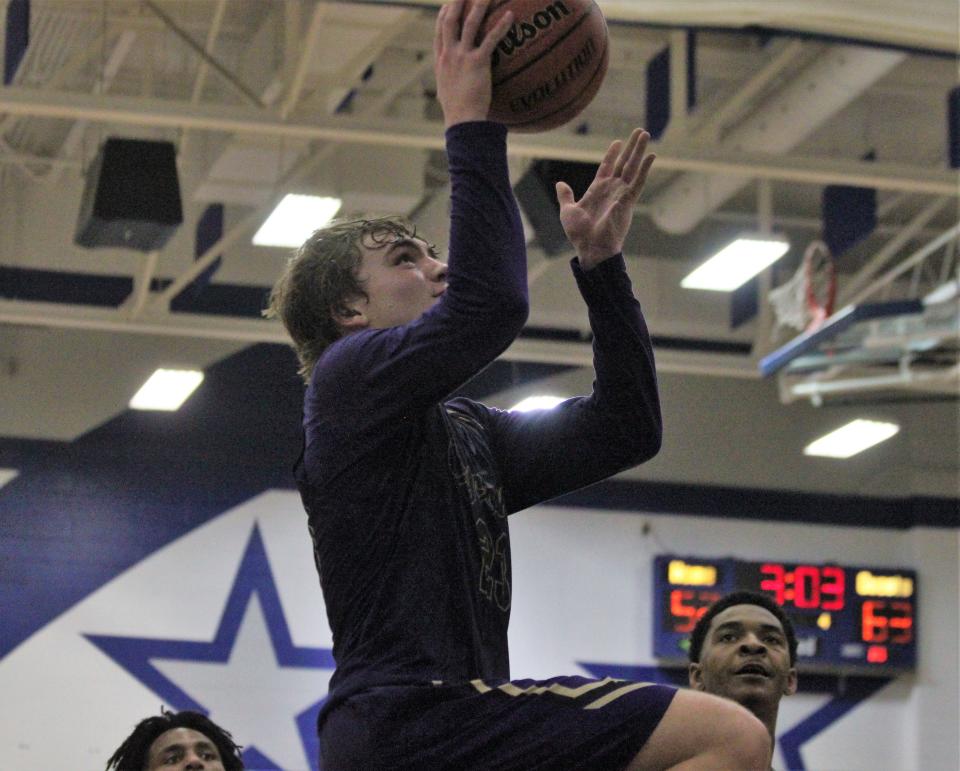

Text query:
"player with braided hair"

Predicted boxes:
[[105, 708, 244, 771]]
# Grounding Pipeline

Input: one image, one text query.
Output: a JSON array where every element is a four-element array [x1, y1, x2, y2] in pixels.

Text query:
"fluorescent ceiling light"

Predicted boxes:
[[923, 279, 958, 306], [681, 235, 790, 291], [253, 194, 342, 248], [130, 368, 204, 411], [0, 468, 19, 490], [510, 395, 565, 412], [803, 419, 900, 459]]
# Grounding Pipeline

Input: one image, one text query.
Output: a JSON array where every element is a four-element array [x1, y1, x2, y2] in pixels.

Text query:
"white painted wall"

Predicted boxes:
[[509, 506, 959, 771], [0, 492, 955, 769]]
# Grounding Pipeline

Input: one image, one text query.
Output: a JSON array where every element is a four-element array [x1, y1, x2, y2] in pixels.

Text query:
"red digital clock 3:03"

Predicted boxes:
[[653, 555, 917, 672]]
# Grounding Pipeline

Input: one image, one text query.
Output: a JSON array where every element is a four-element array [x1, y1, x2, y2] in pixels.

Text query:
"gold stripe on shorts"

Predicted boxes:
[[471, 679, 493, 694], [583, 681, 653, 710], [498, 676, 620, 699], [472, 676, 623, 700]]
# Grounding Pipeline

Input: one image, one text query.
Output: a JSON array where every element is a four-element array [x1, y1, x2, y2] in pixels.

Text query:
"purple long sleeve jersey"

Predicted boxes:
[[295, 121, 662, 727]]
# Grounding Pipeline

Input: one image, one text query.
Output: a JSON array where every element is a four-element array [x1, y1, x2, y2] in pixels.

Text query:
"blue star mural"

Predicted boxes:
[[85, 525, 335, 770]]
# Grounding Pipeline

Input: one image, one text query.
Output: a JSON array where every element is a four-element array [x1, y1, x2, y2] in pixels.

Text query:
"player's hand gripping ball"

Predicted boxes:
[[469, 0, 610, 132]]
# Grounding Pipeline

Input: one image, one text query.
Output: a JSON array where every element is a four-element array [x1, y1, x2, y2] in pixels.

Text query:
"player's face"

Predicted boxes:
[[145, 727, 225, 771], [689, 604, 797, 708], [343, 235, 448, 330]]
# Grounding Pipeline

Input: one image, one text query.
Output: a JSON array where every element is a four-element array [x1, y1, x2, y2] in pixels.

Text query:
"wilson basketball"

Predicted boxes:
[[475, 0, 609, 132]]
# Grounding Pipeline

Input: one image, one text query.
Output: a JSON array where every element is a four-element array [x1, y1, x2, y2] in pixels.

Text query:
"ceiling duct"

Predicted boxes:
[[649, 45, 906, 234]]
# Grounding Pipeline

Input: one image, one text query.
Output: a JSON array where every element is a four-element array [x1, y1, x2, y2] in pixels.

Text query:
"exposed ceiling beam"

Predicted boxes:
[[189, 0, 229, 104], [844, 222, 960, 308], [278, 1, 331, 120], [837, 199, 952, 306], [0, 87, 954, 195], [142, 0, 265, 108], [692, 40, 808, 144], [0, 151, 79, 169], [650, 45, 906, 232], [0, 299, 288, 344], [369, 0, 959, 54], [46, 29, 139, 185], [0, 299, 758, 378], [178, 0, 228, 158]]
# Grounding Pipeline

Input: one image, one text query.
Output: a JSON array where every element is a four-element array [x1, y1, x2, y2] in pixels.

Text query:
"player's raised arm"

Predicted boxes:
[[476, 128, 661, 512], [434, 0, 514, 128], [271, 1, 528, 426]]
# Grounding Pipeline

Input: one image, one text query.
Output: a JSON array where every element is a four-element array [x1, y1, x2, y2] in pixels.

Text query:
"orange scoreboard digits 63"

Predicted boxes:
[[653, 555, 917, 672]]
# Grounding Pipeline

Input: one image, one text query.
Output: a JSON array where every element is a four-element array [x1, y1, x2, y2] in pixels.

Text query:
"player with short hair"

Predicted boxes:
[[688, 591, 799, 747], [105, 707, 244, 771], [268, 0, 771, 767]]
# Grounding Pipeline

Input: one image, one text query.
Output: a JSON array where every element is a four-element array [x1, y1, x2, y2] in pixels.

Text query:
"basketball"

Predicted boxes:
[[473, 0, 609, 132]]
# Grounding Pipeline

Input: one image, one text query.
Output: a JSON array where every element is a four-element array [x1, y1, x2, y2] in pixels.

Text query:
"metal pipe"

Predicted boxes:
[[126, 250, 160, 318], [151, 205, 275, 308], [789, 365, 959, 399], [667, 30, 688, 139], [703, 208, 943, 240]]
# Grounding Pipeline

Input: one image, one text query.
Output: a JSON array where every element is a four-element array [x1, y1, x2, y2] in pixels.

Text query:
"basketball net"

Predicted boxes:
[[768, 240, 837, 339]]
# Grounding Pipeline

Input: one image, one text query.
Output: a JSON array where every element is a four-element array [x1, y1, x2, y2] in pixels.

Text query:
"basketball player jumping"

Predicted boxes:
[[268, 0, 770, 767]]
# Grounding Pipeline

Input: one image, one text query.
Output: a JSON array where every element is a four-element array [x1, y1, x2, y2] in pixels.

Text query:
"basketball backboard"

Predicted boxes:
[[760, 225, 959, 405]]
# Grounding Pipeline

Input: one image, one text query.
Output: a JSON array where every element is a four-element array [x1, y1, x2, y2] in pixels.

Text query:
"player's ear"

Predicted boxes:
[[783, 667, 798, 696], [688, 663, 705, 691], [332, 299, 368, 331]]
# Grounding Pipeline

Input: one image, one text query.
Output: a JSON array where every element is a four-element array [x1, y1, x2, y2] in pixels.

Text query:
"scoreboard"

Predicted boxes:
[[653, 555, 917, 673]]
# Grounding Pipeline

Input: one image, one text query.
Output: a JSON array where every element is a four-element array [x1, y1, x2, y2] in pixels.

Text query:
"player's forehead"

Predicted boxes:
[[147, 727, 218, 759], [709, 603, 784, 634], [358, 222, 421, 251], [358, 232, 435, 266]]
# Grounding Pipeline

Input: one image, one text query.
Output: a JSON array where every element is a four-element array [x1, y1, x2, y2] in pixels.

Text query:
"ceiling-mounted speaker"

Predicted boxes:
[[822, 150, 877, 258], [514, 159, 598, 256], [74, 138, 183, 252]]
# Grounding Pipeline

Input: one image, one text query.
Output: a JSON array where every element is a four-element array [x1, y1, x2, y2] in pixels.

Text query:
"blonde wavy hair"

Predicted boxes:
[[265, 216, 417, 383]]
